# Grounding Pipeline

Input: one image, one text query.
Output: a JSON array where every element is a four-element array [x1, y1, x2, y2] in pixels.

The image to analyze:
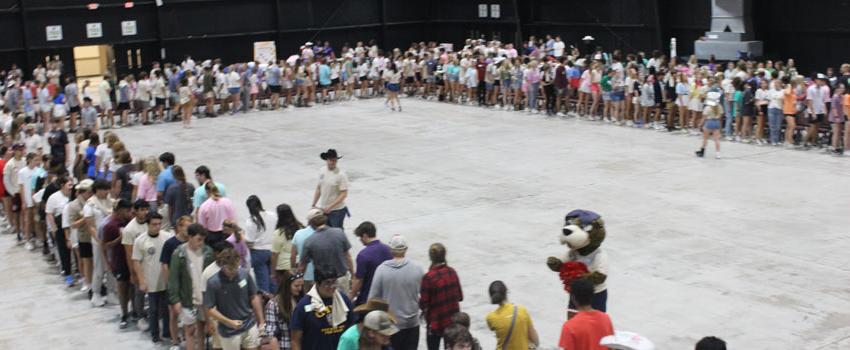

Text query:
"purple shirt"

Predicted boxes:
[[226, 234, 252, 269], [830, 93, 844, 123], [354, 240, 392, 305]]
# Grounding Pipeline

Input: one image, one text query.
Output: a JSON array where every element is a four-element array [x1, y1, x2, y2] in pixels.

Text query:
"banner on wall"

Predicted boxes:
[[122, 20, 137, 36], [254, 41, 277, 64], [46, 25, 63, 41], [87, 23, 103, 38]]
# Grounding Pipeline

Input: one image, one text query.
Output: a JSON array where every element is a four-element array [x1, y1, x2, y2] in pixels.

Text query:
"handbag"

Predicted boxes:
[[501, 304, 518, 350]]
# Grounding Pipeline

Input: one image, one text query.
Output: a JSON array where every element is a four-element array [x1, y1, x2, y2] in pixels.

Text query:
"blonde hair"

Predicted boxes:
[[104, 132, 119, 147], [143, 156, 161, 178]]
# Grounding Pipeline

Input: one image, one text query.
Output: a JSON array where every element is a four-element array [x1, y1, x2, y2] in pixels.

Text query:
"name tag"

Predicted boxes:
[[238, 279, 247, 288]]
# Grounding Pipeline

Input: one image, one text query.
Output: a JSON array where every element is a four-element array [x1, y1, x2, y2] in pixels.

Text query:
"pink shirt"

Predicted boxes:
[[136, 174, 157, 202], [197, 197, 236, 232]]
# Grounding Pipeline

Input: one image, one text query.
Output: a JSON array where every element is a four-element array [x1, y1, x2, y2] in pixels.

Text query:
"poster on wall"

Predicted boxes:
[[254, 41, 277, 64], [478, 4, 488, 18], [490, 4, 500, 18], [121, 20, 137, 36], [46, 25, 63, 41], [86, 23, 103, 38]]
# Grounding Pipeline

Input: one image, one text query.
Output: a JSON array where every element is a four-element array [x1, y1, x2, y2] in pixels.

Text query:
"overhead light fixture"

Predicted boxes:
[[124, 1, 134, 8], [87, 2, 99, 10]]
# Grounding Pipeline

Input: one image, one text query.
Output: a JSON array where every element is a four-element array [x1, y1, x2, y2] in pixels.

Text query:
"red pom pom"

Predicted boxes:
[[558, 261, 589, 293]]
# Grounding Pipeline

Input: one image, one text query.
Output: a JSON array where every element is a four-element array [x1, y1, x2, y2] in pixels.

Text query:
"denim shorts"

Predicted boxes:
[[704, 119, 721, 130], [610, 91, 625, 102]]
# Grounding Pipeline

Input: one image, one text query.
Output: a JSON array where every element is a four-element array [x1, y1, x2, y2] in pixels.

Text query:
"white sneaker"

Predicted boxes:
[[25, 241, 34, 251], [80, 284, 91, 293], [715, 152, 721, 159], [557, 112, 565, 117], [137, 318, 149, 331], [169, 345, 181, 350], [91, 294, 105, 307]]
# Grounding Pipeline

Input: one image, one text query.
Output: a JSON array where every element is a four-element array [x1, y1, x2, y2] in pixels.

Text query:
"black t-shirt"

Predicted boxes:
[[115, 164, 135, 202], [48, 129, 68, 162], [159, 236, 185, 266]]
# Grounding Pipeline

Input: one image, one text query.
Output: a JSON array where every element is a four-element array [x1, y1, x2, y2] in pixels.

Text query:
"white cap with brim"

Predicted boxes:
[[75, 179, 94, 191], [388, 234, 408, 251], [363, 310, 399, 337], [600, 331, 655, 350]]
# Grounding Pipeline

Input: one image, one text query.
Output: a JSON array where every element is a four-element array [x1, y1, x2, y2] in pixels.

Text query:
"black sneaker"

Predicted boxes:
[[152, 336, 162, 344], [119, 315, 129, 329], [695, 149, 705, 157]]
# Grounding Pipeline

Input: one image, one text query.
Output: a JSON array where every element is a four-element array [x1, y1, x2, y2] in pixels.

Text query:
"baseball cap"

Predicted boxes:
[[306, 208, 323, 221], [363, 310, 399, 337], [75, 179, 94, 191], [388, 234, 408, 251]]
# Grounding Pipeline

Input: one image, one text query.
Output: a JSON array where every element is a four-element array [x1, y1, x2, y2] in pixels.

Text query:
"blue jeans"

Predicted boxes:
[[148, 291, 170, 339], [528, 83, 540, 111], [768, 107, 783, 144], [326, 207, 349, 230], [250, 249, 273, 293]]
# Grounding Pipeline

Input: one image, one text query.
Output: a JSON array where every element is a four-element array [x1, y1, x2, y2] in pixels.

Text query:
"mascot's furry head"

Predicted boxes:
[[560, 210, 606, 256]]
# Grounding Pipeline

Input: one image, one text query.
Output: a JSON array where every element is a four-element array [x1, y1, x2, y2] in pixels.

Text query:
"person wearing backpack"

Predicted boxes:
[[485, 281, 539, 350]]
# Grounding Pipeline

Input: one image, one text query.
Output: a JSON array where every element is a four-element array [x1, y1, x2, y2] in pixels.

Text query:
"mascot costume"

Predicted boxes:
[[547, 209, 609, 312]]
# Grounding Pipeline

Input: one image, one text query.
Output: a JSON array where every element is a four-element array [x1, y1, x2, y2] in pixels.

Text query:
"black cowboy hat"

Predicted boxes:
[[320, 149, 342, 160]]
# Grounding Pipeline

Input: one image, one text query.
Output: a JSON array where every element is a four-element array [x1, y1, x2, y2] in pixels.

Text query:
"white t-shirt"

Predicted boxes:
[[121, 218, 149, 246], [95, 143, 112, 173], [45, 191, 69, 231], [186, 246, 204, 305], [136, 79, 151, 101], [244, 210, 277, 251], [98, 80, 111, 104], [83, 197, 112, 240], [17, 166, 35, 207], [24, 134, 43, 154], [317, 166, 349, 211], [132, 231, 174, 292], [553, 41, 566, 57], [227, 72, 241, 89]]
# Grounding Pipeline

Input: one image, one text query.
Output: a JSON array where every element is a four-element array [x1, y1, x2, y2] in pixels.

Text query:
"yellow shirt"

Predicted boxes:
[[486, 303, 533, 350], [270, 229, 292, 271]]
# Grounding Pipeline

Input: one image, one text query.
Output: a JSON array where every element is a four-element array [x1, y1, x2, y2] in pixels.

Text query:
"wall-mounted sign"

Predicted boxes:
[[46, 25, 63, 41], [490, 4, 500, 18], [478, 4, 488, 18], [254, 41, 277, 64], [86, 22, 103, 38], [121, 20, 137, 36]]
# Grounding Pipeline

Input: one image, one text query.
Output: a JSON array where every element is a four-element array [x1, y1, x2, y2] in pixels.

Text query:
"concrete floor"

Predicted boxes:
[[2, 98, 849, 349]]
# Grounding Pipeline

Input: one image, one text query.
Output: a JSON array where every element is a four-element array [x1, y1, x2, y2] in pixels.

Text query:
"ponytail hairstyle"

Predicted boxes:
[[246, 195, 266, 232], [223, 220, 242, 242]]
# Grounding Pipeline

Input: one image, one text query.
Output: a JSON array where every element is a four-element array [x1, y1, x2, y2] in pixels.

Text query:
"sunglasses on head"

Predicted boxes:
[[289, 273, 304, 281]]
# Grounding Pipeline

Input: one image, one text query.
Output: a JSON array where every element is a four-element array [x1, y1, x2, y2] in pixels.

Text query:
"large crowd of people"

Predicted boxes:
[[11, 33, 834, 350]]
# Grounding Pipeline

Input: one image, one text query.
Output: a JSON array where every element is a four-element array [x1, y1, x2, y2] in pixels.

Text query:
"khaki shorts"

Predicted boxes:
[[178, 307, 204, 327], [220, 324, 259, 350]]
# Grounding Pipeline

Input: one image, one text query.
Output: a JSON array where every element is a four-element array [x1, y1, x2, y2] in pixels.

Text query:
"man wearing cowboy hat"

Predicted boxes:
[[311, 149, 349, 229]]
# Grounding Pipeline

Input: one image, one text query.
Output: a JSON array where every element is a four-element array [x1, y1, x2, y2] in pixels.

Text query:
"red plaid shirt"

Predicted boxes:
[[419, 264, 463, 332]]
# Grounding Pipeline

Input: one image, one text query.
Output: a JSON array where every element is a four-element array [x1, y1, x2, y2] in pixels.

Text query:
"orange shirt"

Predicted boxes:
[[782, 88, 797, 115], [558, 310, 614, 350], [843, 94, 850, 116]]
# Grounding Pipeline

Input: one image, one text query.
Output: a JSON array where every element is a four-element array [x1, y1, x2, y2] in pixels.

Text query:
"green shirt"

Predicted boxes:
[[600, 75, 612, 92], [337, 325, 359, 350]]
